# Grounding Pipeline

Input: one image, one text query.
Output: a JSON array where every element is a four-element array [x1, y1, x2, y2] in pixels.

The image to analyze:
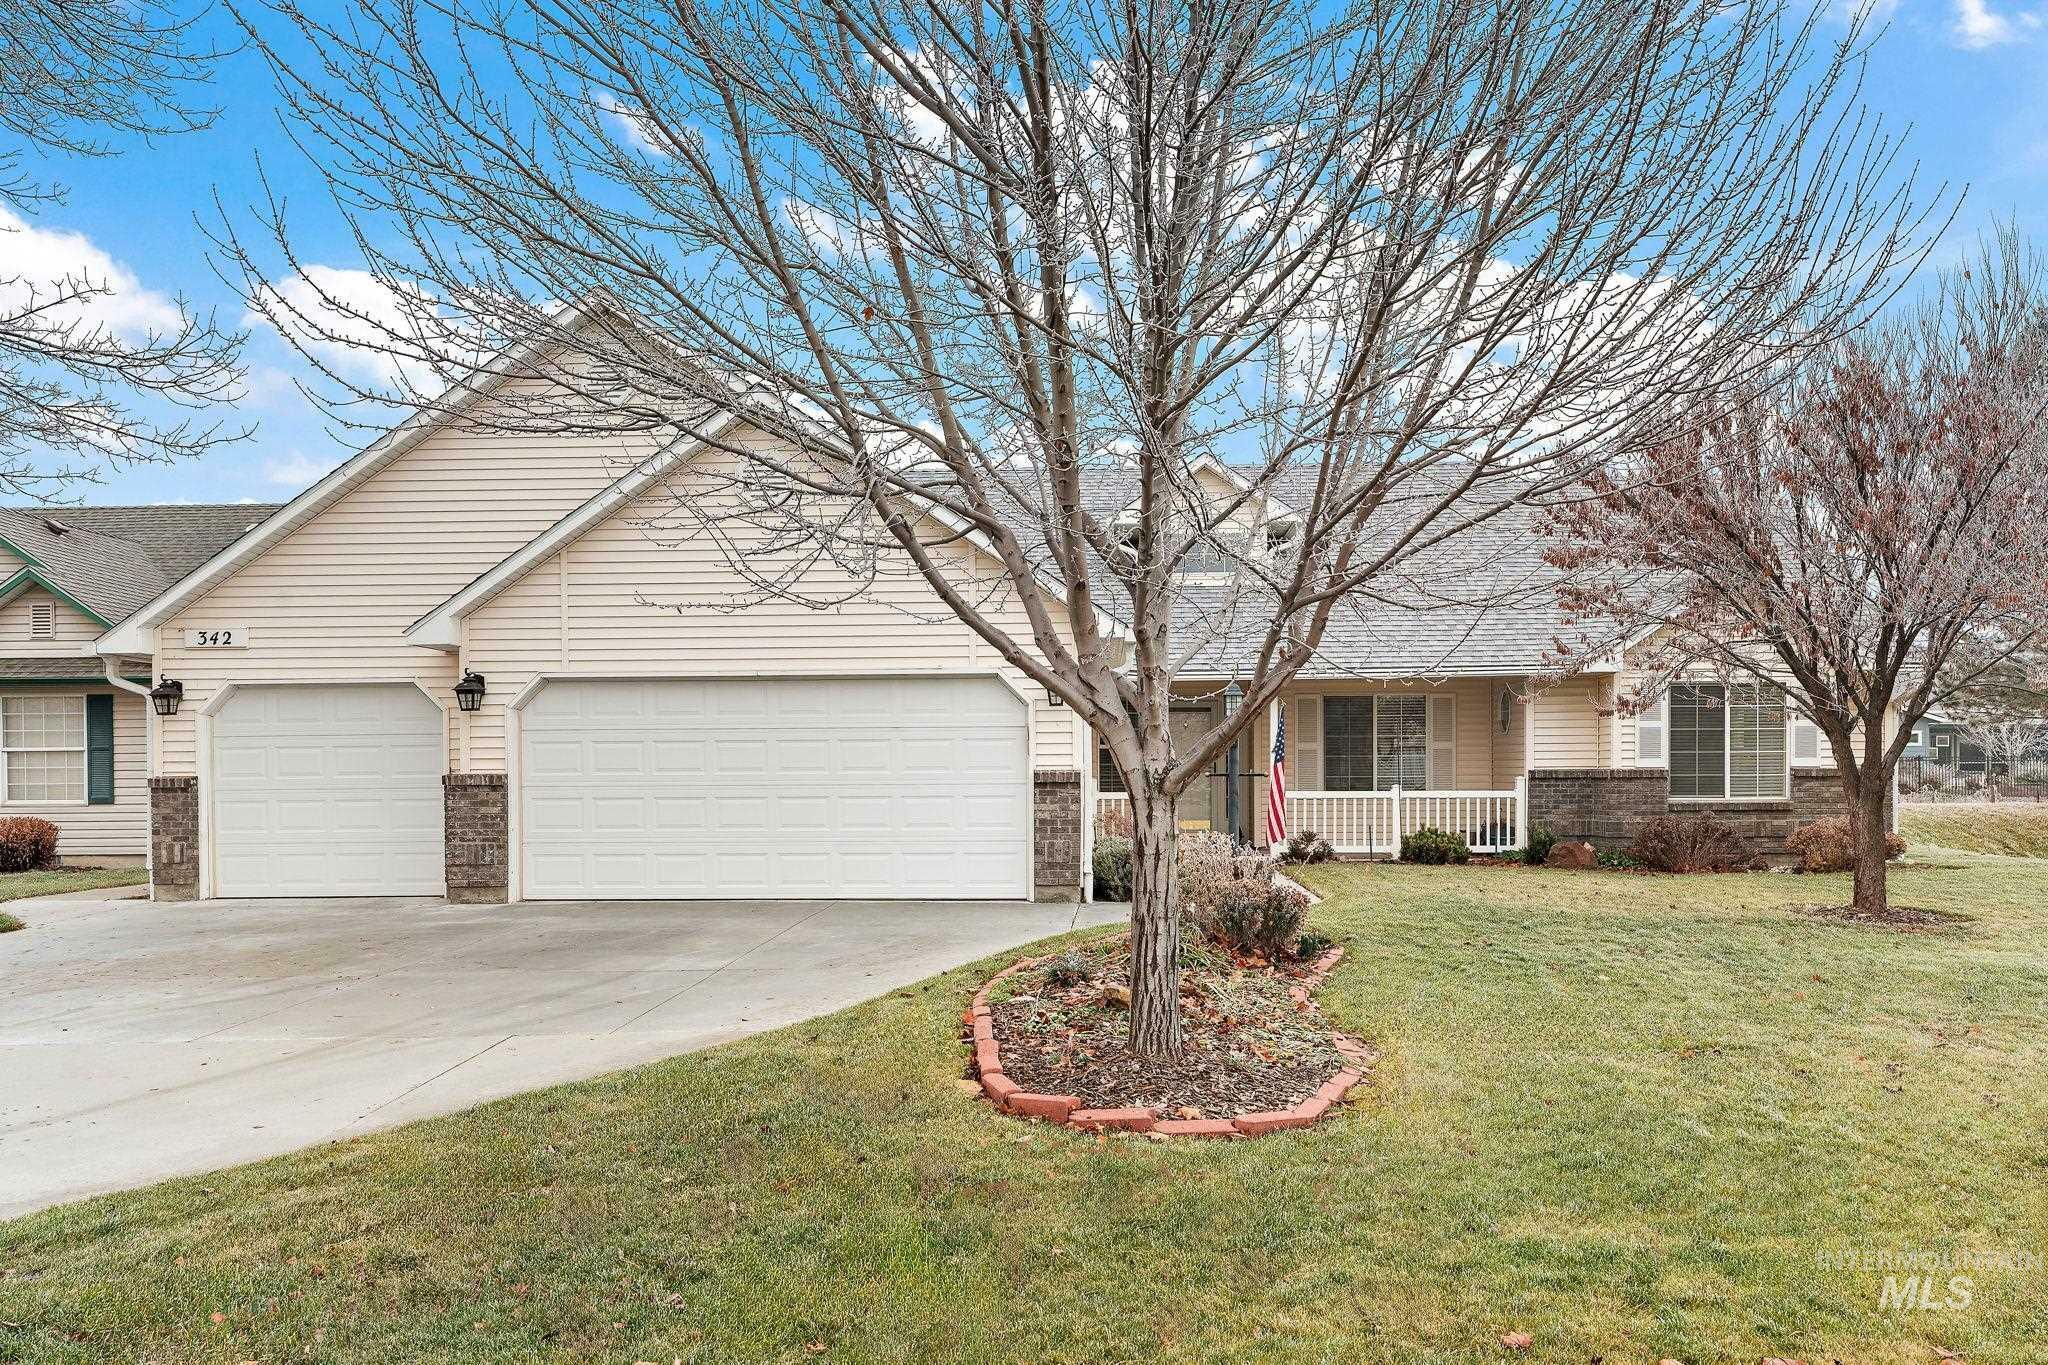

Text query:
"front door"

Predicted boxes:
[[1170, 706, 1218, 831]]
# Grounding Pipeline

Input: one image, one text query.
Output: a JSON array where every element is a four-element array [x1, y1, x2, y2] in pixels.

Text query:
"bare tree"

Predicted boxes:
[[1547, 231, 2048, 914], [1949, 702, 2048, 801], [220, 0, 1932, 1055], [1, 0, 245, 497]]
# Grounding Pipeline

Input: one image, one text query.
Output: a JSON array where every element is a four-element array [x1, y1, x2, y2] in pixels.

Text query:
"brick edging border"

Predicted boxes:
[[967, 945, 1371, 1138]]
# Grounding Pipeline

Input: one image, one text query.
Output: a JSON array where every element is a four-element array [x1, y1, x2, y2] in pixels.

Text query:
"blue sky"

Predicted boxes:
[[13, 0, 2048, 507]]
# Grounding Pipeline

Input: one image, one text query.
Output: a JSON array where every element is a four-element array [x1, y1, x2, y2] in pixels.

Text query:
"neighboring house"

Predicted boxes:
[[1902, 711, 2047, 777], [63, 325, 1874, 902], [0, 505, 280, 864]]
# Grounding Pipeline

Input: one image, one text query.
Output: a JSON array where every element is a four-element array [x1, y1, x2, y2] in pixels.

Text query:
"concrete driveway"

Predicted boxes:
[[0, 892, 1119, 1219]]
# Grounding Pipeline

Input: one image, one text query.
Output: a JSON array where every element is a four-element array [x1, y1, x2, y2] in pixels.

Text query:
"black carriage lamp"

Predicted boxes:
[[454, 670, 488, 713], [149, 677, 184, 717]]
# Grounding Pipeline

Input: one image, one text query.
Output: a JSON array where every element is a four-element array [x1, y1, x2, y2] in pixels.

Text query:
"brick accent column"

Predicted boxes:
[[444, 773, 509, 905], [148, 775, 199, 900], [1032, 768, 1083, 902]]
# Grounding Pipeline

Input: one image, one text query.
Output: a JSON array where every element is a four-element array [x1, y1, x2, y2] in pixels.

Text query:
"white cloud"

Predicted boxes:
[[1951, 0, 2042, 46], [244, 265, 431, 389], [261, 451, 333, 488], [598, 94, 676, 157], [0, 205, 184, 336]]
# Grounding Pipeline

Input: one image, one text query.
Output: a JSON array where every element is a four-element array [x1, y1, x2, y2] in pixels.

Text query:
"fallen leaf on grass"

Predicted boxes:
[[1499, 1330, 1532, 1349]]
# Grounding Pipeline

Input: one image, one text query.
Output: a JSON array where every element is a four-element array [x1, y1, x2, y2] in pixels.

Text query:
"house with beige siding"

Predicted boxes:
[[0, 506, 278, 865], [49, 333, 1869, 901]]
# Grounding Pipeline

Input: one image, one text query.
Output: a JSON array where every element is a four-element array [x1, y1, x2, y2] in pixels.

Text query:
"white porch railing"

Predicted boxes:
[[1091, 777, 1526, 856]]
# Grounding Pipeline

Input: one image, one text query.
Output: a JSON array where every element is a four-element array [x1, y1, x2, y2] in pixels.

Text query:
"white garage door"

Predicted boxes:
[[520, 677, 1030, 900], [211, 684, 446, 897]]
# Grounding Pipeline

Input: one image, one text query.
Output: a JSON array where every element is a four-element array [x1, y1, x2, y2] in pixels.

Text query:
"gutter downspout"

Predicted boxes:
[[102, 657, 155, 878]]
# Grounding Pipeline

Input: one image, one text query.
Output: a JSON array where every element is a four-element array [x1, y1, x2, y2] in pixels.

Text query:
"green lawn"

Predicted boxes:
[[1902, 802, 2048, 858], [3, 858, 2046, 1362], [0, 866, 146, 930]]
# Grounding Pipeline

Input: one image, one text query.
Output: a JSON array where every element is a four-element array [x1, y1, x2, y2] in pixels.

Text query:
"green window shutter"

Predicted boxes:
[[86, 694, 115, 804]]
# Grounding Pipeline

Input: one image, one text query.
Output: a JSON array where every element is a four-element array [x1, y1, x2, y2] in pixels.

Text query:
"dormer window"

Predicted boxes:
[[28, 600, 54, 639]]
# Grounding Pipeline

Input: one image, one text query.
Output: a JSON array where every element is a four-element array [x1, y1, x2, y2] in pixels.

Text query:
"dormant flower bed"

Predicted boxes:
[[965, 940, 1374, 1138]]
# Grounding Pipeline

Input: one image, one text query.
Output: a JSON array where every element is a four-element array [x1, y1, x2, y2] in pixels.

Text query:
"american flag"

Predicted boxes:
[[1266, 706, 1288, 846]]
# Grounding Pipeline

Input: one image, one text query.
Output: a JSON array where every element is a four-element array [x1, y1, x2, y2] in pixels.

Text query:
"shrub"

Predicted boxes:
[[1201, 880, 1309, 958], [1295, 929, 1335, 961], [1041, 951, 1095, 988], [1091, 834, 1133, 901], [0, 817, 60, 873], [1399, 825, 1469, 865], [1627, 815, 1746, 873], [1176, 830, 1271, 919], [1596, 848, 1643, 870], [1094, 802, 1134, 841], [1279, 829, 1335, 865], [1784, 816, 1907, 873], [1520, 825, 1558, 867]]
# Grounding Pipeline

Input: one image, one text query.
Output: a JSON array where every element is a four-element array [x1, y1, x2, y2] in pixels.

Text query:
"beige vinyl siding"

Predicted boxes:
[[0, 685, 147, 859], [1527, 675, 1605, 768], [152, 416, 662, 774], [460, 437, 1083, 771], [1492, 682, 1528, 788], [0, 589, 105, 651]]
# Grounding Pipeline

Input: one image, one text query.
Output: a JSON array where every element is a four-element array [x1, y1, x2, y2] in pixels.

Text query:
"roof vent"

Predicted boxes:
[[38, 517, 70, 536]]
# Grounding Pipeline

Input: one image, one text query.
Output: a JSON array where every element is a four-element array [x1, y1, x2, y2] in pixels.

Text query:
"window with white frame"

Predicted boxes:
[[2, 695, 86, 802], [1667, 681, 1787, 800], [1321, 695, 1434, 791], [1373, 696, 1429, 790]]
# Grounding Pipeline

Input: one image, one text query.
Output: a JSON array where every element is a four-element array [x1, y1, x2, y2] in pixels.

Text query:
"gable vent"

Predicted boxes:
[[28, 600, 54, 638]]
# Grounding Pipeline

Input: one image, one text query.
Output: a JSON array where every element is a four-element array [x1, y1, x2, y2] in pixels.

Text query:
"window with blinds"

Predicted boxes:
[[1322, 697, 1374, 790], [1373, 696, 1429, 791], [1669, 680, 1790, 800]]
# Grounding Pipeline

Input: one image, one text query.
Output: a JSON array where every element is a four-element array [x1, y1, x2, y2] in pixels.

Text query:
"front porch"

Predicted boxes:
[[1090, 673, 1605, 857], [1096, 782, 1527, 856]]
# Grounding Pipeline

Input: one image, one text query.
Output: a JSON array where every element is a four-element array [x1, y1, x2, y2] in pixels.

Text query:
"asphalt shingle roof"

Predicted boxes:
[[0, 504, 282, 626], [1038, 466, 1573, 679]]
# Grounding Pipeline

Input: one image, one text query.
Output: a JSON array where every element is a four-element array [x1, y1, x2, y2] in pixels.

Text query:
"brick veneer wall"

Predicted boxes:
[[444, 772, 509, 904], [148, 775, 199, 900], [1527, 766, 1884, 864], [1033, 769, 1083, 902]]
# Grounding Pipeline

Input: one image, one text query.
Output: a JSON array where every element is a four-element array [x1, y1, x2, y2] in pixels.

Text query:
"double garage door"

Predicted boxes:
[[520, 677, 1032, 900], [207, 677, 1032, 900]]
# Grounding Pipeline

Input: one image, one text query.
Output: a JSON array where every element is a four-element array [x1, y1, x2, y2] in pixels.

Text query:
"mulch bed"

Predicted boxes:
[[967, 937, 1376, 1136], [1792, 902, 1968, 932]]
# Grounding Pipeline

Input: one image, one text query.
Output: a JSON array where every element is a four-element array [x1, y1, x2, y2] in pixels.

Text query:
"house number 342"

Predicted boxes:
[[185, 627, 249, 648]]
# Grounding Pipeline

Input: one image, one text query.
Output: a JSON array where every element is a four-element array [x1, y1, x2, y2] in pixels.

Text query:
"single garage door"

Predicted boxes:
[[211, 684, 446, 897], [520, 676, 1031, 899]]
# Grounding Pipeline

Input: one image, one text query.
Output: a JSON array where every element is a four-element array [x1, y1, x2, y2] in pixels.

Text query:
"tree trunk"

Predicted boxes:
[[1125, 785, 1183, 1059], [1850, 780, 1891, 915]]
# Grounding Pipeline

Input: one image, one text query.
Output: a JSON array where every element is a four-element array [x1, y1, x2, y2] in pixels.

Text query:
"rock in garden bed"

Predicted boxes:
[[967, 936, 1374, 1137]]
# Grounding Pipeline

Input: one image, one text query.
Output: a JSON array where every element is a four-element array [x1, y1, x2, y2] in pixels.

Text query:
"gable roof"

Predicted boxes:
[[405, 410, 1134, 648], [0, 505, 280, 629], [93, 297, 625, 656], [404, 413, 748, 648]]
